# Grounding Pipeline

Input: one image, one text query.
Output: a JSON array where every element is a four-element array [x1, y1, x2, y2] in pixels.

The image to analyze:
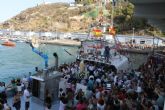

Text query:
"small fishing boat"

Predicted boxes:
[[1, 41, 16, 47]]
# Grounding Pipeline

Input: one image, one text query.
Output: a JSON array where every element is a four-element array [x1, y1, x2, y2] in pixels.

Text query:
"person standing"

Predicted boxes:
[[45, 93, 52, 110], [13, 92, 21, 110], [16, 79, 22, 95], [23, 87, 30, 110], [104, 46, 110, 62]]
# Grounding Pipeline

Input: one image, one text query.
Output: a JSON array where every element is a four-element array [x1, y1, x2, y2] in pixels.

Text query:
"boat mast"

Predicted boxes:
[[111, 0, 115, 28], [110, 0, 121, 51]]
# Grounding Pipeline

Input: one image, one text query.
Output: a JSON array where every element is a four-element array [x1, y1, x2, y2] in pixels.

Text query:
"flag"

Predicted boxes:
[[109, 27, 116, 35], [93, 29, 102, 37]]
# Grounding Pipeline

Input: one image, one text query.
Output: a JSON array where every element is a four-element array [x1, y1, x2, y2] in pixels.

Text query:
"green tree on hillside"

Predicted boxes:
[[75, 0, 95, 4]]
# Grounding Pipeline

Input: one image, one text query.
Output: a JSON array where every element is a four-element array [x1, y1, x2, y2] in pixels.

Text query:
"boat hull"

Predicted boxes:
[[1, 41, 16, 47]]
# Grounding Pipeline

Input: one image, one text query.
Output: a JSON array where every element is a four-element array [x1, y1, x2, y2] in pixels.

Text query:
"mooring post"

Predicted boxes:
[[53, 52, 58, 70]]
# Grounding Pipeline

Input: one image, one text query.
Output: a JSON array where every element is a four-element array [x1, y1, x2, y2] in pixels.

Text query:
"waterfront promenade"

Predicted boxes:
[[7, 96, 59, 110]]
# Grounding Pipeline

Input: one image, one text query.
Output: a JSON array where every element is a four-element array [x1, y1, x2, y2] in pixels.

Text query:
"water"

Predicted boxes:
[[0, 42, 78, 83], [0, 41, 148, 83]]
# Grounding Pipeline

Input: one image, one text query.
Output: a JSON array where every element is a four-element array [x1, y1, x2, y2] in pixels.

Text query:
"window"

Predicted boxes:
[[140, 41, 145, 44]]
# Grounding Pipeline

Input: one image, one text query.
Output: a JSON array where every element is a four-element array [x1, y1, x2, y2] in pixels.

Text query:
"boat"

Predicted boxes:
[[75, 11, 130, 72], [77, 38, 130, 72], [1, 41, 16, 47], [16, 40, 25, 43]]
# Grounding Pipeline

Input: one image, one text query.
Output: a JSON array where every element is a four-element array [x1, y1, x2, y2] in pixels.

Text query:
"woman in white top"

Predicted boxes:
[[97, 103, 105, 110], [59, 100, 66, 110]]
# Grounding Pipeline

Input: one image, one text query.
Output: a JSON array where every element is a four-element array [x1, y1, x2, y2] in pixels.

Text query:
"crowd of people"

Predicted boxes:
[[121, 42, 155, 50], [0, 74, 31, 110], [57, 55, 165, 110], [0, 54, 164, 110]]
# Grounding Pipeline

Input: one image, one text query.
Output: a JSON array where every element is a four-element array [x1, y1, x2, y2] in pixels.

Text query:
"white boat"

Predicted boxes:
[[77, 38, 130, 72], [16, 40, 25, 43]]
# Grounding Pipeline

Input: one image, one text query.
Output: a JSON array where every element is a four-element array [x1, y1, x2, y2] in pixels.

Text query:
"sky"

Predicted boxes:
[[0, 0, 74, 23]]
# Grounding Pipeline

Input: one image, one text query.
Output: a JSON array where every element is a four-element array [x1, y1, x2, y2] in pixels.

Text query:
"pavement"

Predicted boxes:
[[7, 96, 60, 110]]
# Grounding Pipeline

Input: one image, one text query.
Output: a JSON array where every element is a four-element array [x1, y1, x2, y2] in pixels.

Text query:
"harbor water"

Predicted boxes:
[[0, 41, 148, 83], [0, 42, 79, 83]]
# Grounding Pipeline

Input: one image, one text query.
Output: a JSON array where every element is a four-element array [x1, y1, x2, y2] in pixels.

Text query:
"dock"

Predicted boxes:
[[40, 39, 81, 46], [120, 46, 165, 54], [120, 48, 153, 54]]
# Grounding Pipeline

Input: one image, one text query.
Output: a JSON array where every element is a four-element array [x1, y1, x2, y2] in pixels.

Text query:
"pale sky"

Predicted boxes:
[[0, 0, 74, 23]]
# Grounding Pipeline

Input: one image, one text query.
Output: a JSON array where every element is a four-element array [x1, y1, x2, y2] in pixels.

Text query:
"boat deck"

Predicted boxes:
[[78, 53, 129, 72]]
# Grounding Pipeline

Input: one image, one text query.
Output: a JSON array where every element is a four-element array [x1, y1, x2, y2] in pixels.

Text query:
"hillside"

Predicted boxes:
[[0, 2, 164, 36], [0, 3, 94, 32]]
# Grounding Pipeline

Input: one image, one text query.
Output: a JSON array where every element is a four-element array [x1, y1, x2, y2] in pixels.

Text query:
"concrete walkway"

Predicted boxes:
[[7, 96, 59, 110]]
